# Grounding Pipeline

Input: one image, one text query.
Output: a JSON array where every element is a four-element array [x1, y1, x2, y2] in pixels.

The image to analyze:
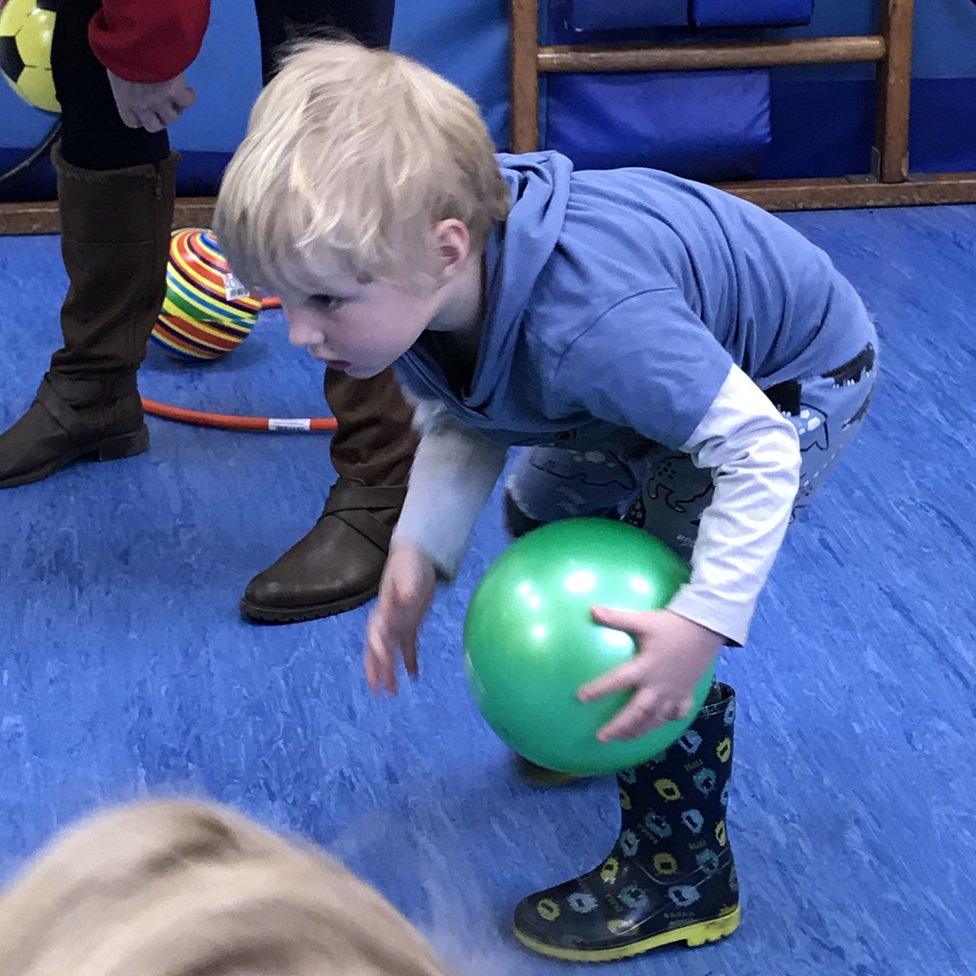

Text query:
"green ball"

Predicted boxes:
[[464, 518, 715, 776]]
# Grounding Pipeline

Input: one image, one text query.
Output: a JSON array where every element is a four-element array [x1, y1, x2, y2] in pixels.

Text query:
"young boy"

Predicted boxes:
[[215, 40, 877, 962]]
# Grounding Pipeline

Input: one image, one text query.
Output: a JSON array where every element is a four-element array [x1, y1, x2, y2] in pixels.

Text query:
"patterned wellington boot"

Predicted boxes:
[[514, 683, 741, 962]]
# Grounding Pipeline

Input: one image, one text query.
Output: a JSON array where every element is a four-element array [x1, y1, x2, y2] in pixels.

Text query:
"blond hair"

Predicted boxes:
[[0, 800, 453, 976], [214, 40, 510, 293]]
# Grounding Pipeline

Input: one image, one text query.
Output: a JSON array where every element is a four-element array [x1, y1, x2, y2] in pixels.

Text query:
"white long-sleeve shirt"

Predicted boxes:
[[394, 365, 800, 646]]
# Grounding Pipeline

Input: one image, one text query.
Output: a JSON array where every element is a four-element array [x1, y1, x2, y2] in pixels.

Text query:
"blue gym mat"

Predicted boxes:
[[0, 205, 973, 975]]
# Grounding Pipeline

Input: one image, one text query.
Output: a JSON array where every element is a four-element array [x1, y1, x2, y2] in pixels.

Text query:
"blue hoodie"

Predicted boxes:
[[395, 151, 872, 452]]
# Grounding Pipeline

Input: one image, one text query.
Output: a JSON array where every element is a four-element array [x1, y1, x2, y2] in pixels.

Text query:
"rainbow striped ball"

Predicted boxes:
[[151, 228, 262, 362]]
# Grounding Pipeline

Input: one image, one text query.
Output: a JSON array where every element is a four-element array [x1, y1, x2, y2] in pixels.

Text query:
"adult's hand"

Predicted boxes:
[[107, 69, 196, 133]]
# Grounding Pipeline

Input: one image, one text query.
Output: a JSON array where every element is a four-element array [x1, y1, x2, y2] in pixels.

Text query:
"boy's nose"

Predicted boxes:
[[283, 305, 325, 348]]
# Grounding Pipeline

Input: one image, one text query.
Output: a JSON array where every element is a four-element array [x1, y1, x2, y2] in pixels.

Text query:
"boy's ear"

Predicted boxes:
[[432, 219, 471, 279]]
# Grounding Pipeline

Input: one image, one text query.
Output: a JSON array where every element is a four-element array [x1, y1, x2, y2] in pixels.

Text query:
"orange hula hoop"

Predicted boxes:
[[141, 398, 337, 432]]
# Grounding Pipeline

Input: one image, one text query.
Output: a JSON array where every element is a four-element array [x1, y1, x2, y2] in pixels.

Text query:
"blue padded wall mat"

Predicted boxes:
[[545, 68, 771, 180], [562, 0, 812, 33], [694, 0, 813, 28], [568, 0, 690, 31]]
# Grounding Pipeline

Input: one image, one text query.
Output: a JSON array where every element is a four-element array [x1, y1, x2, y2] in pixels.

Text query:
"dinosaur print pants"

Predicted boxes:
[[504, 339, 878, 562]]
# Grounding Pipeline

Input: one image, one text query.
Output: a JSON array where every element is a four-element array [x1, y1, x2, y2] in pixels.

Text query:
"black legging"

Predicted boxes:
[[253, 0, 394, 82], [51, 0, 396, 171]]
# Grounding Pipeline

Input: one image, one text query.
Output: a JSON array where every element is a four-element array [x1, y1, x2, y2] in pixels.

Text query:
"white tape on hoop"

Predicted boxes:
[[268, 418, 313, 432]]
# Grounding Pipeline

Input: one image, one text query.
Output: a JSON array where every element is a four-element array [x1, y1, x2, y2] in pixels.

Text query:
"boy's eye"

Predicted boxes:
[[310, 294, 345, 310]]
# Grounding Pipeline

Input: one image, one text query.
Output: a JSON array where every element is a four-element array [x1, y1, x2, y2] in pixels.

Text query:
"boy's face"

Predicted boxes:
[[282, 267, 440, 379]]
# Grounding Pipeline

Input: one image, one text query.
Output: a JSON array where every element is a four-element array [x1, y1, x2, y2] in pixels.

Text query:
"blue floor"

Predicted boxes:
[[1, 206, 974, 976]]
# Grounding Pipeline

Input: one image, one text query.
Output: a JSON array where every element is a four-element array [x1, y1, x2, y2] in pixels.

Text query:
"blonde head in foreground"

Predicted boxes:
[[0, 799, 452, 976]]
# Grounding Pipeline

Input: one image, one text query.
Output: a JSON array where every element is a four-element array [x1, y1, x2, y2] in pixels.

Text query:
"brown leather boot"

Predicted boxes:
[[240, 366, 419, 622], [0, 147, 178, 488]]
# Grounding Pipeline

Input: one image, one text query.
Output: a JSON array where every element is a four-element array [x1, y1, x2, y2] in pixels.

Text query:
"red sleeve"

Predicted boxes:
[[87, 0, 211, 83]]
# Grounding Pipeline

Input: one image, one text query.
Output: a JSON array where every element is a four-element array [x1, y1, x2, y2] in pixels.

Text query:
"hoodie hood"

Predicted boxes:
[[396, 152, 573, 434]]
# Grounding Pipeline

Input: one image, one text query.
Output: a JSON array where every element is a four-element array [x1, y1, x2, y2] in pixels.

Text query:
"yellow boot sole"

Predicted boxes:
[[514, 904, 741, 963]]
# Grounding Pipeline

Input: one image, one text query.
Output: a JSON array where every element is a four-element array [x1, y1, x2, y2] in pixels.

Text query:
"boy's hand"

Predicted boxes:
[[107, 70, 197, 133], [364, 544, 436, 695], [579, 609, 723, 743]]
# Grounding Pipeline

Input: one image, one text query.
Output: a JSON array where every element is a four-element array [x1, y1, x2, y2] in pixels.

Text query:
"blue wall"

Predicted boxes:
[[2, 0, 975, 200], [762, 0, 976, 177]]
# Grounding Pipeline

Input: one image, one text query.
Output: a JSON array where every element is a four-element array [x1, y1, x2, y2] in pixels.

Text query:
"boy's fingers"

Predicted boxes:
[[366, 615, 396, 694], [377, 621, 399, 696], [591, 605, 645, 633], [402, 631, 419, 678], [597, 690, 661, 743], [366, 613, 386, 654], [364, 650, 380, 694], [578, 661, 640, 702], [368, 584, 428, 693], [364, 622, 385, 695], [673, 696, 695, 722]]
